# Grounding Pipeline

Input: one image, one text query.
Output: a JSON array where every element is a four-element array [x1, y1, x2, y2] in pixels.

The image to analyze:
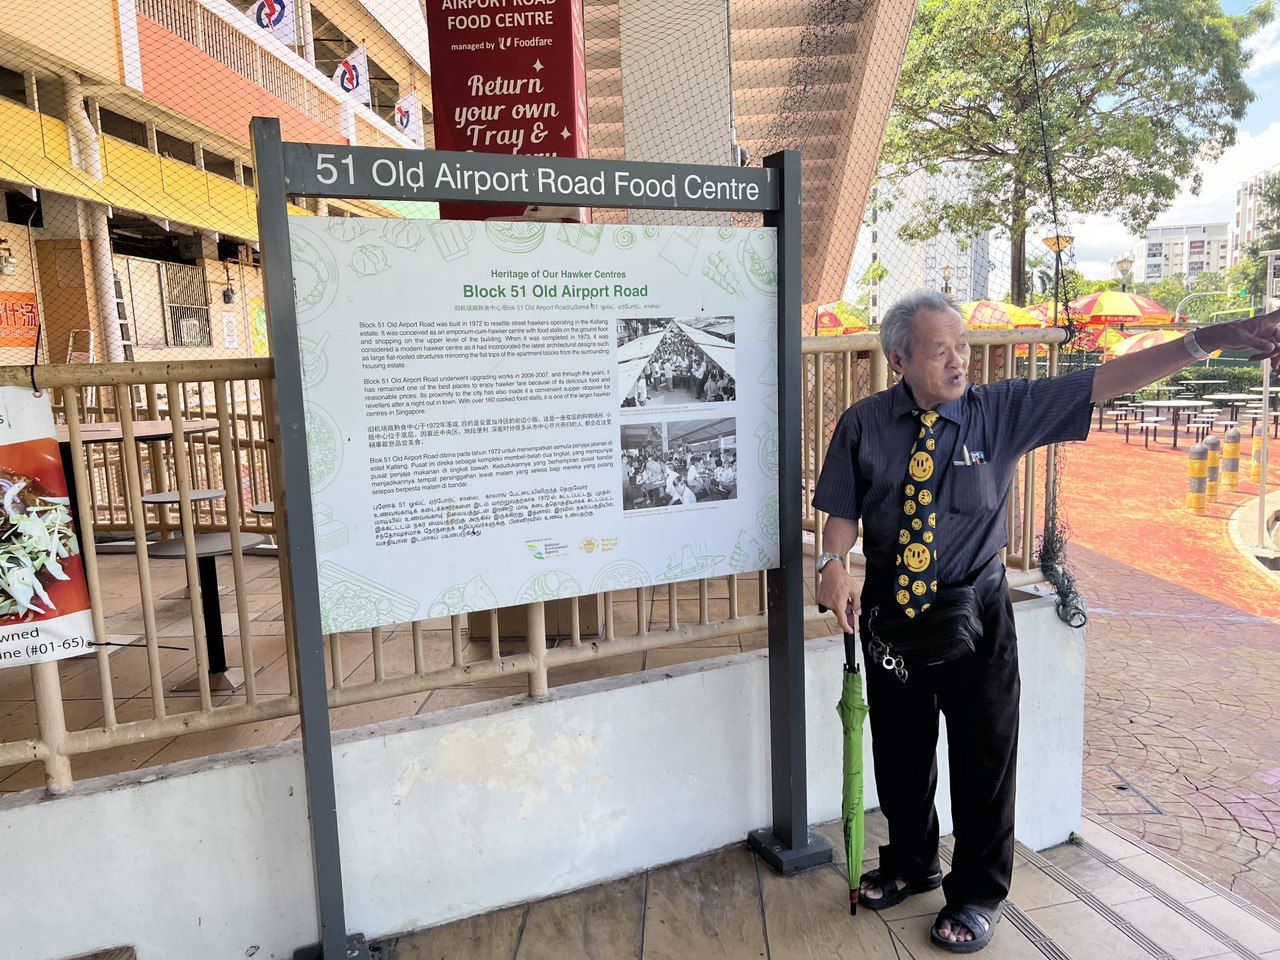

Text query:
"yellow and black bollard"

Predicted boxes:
[[1204, 435, 1221, 501], [1222, 428, 1241, 488], [1252, 432, 1264, 482], [1187, 442, 1208, 515]]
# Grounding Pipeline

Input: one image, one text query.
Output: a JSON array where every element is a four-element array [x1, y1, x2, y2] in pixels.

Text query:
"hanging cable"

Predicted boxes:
[[1021, 0, 1088, 628]]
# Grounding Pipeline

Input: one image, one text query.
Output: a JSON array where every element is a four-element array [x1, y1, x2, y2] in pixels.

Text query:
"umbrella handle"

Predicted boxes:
[[818, 602, 861, 670]]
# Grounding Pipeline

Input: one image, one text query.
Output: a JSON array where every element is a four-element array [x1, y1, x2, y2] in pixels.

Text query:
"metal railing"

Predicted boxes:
[[0, 325, 1067, 793], [803, 328, 1068, 595]]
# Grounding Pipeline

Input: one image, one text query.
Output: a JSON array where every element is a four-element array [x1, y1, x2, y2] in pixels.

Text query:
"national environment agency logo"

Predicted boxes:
[[254, 0, 287, 30], [526, 540, 568, 560], [338, 58, 361, 95]]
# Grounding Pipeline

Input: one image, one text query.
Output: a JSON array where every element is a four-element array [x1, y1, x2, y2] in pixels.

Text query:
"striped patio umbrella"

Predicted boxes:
[[1067, 326, 1130, 352], [959, 300, 1045, 329], [815, 300, 870, 336], [1066, 291, 1172, 326]]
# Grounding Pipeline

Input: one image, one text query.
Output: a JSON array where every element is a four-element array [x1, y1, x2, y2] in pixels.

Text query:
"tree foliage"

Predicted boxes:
[[881, 0, 1272, 305]]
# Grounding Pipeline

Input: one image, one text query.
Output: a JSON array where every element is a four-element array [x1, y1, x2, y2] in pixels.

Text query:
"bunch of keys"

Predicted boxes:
[[866, 607, 908, 682]]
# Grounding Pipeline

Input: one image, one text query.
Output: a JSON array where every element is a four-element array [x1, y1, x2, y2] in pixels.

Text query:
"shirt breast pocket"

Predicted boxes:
[[949, 465, 997, 514]]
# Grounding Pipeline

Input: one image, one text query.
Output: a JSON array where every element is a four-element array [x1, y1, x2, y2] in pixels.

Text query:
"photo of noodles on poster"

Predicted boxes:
[[0, 387, 95, 667]]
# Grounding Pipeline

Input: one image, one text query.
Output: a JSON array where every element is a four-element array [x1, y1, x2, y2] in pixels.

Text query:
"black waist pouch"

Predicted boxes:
[[866, 585, 982, 681]]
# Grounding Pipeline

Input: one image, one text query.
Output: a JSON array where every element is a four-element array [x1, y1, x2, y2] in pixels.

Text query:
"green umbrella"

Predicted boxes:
[[837, 638, 868, 915]]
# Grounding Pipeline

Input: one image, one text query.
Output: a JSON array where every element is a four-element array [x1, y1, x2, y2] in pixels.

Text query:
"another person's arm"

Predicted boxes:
[[1092, 310, 1280, 404]]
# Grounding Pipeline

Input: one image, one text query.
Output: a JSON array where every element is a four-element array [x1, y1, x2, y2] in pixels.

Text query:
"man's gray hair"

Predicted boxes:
[[880, 290, 960, 361]]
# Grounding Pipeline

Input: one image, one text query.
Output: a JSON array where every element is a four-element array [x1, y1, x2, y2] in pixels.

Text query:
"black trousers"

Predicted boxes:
[[859, 558, 1019, 911]]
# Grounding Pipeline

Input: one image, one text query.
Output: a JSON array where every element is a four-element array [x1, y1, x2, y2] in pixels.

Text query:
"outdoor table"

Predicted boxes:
[[1250, 386, 1280, 410], [53, 419, 221, 542], [1139, 399, 1207, 449], [1182, 379, 1228, 398], [1203, 393, 1257, 421]]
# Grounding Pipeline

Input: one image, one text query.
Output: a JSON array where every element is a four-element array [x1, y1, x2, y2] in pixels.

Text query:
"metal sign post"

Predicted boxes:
[[250, 115, 828, 957]]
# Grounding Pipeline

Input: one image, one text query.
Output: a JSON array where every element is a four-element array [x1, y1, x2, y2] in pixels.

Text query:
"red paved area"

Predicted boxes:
[[1055, 420, 1280, 915], [1059, 423, 1280, 620]]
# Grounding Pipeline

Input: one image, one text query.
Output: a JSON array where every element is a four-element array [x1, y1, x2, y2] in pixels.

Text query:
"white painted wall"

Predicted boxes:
[[0, 595, 1083, 960]]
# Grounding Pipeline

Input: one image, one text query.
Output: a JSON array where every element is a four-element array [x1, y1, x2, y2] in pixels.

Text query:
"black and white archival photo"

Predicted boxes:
[[620, 418, 738, 511], [617, 316, 735, 408]]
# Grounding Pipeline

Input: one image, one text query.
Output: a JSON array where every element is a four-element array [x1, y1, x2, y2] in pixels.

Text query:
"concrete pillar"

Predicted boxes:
[[87, 208, 122, 361], [298, 0, 317, 65], [22, 70, 38, 111], [56, 75, 120, 362], [36, 195, 123, 363]]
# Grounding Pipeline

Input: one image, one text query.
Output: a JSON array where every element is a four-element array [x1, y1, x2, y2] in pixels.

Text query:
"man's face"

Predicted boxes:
[[888, 308, 970, 409]]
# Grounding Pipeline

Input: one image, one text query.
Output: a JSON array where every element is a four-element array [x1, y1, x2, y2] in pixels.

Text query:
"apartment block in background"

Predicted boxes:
[[1231, 164, 1278, 262], [1140, 222, 1230, 283]]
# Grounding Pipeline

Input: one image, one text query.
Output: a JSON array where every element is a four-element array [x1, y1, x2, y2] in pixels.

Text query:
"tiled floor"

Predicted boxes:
[[372, 812, 1280, 960]]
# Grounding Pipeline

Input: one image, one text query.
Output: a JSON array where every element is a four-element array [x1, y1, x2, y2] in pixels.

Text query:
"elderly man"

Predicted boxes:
[[813, 291, 1280, 953]]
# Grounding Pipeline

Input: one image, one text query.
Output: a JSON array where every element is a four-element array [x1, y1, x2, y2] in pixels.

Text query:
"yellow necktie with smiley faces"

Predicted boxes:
[[895, 409, 939, 617]]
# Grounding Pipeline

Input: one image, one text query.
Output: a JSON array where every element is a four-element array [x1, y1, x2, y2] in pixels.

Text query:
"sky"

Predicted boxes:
[[1070, 0, 1280, 279]]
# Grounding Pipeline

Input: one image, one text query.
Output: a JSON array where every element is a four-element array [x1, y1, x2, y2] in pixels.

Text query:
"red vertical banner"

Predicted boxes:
[[424, 0, 589, 220]]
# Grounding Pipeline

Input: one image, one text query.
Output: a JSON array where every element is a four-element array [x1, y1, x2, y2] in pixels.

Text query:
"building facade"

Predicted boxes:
[[1139, 222, 1230, 283], [852, 171, 992, 324], [1231, 165, 1277, 262], [0, 0, 427, 365]]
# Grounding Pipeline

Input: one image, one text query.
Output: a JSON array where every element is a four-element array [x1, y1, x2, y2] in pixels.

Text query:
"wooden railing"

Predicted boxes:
[[0, 326, 1068, 793]]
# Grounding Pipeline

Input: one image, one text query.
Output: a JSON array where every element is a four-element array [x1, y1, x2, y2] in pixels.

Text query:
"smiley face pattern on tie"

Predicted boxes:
[[895, 409, 939, 617]]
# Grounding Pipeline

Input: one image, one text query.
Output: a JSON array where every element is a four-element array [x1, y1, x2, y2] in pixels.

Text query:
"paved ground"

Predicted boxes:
[[1057, 423, 1280, 917], [1060, 422, 1280, 619], [1070, 543, 1280, 919]]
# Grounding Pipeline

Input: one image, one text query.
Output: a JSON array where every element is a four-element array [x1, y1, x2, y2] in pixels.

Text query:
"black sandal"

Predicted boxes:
[[857, 866, 943, 911], [929, 902, 1002, 953]]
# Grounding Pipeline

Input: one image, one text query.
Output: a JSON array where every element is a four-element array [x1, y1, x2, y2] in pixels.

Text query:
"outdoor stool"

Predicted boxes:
[[148, 531, 267, 691], [1109, 414, 1135, 435], [141, 488, 225, 508], [1191, 419, 1216, 444], [1128, 418, 1164, 448], [250, 501, 275, 515]]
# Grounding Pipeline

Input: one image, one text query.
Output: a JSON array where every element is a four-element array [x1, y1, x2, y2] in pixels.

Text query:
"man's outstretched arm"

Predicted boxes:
[[1091, 309, 1280, 404]]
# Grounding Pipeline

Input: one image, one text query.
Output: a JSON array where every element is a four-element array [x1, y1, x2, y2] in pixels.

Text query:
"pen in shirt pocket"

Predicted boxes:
[[953, 445, 988, 466]]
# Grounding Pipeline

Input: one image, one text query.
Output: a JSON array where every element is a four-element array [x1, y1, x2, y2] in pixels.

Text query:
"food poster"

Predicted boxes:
[[287, 218, 782, 634], [0, 387, 96, 666]]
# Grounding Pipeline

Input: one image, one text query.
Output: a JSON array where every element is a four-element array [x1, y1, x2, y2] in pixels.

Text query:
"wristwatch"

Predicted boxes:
[[1183, 328, 1211, 361], [816, 551, 845, 574]]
